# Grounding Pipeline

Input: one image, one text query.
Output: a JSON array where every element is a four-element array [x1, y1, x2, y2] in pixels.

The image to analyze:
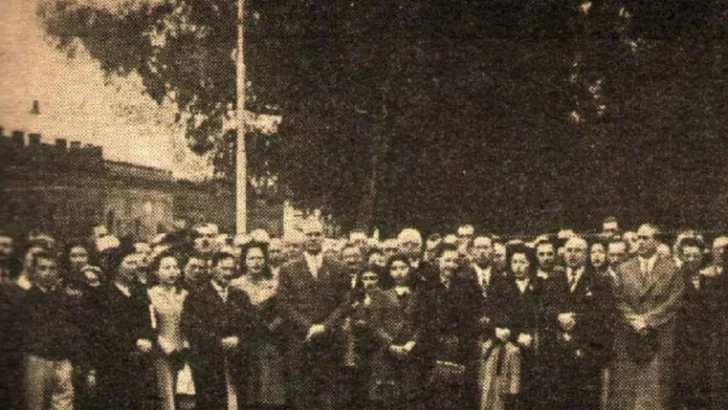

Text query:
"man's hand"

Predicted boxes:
[[558, 313, 576, 332], [136, 338, 153, 353], [517, 333, 533, 348], [221, 336, 239, 350], [495, 327, 511, 343], [306, 324, 326, 341]]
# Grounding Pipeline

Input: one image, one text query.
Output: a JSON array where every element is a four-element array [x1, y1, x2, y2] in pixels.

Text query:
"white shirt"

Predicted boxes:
[[16, 274, 32, 291], [395, 286, 411, 297], [304, 252, 323, 278], [516, 278, 530, 294], [211, 280, 228, 302], [114, 282, 131, 298], [638, 254, 659, 277], [472, 264, 492, 289], [536, 269, 550, 280], [567, 267, 585, 292]]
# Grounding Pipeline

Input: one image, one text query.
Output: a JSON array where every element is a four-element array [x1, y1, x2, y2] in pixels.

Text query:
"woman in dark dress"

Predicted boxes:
[[479, 243, 541, 410], [230, 242, 288, 410]]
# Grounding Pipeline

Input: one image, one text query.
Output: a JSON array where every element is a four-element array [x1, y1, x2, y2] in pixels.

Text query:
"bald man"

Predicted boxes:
[[542, 236, 614, 410]]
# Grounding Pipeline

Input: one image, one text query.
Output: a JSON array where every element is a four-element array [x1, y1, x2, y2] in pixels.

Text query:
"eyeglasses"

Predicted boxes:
[[305, 232, 323, 238], [638, 235, 653, 240]]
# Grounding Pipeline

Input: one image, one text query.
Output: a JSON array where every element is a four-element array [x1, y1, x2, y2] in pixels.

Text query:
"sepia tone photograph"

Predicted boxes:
[[1, 1, 727, 409]]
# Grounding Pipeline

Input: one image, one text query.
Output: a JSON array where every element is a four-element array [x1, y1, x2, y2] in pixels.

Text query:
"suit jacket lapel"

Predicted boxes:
[[640, 257, 670, 299], [620, 258, 644, 299]]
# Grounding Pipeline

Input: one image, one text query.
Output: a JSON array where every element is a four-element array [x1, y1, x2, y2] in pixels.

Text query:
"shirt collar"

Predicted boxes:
[[567, 266, 585, 277], [638, 254, 659, 272], [210, 279, 227, 294], [304, 252, 323, 271], [515, 277, 530, 292], [114, 282, 131, 298], [16, 274, 32, 291], [638, 253, 659, 265], [395, 285, 410, 296], [472, 263, 491, 283]]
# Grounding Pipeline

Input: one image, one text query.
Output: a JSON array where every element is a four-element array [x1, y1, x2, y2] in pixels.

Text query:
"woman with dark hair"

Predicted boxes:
[[92, 244, 156, 410], [478, 244, 541, 410], [60, 240, 101, 410], [147, 252, 189, 410], [589, 241, 609, 278], [230, 242, 288, 409], [360, 254, 424, 410]]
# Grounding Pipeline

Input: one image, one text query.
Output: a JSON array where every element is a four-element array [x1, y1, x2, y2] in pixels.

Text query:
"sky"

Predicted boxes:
[[0, 0, 212, 179]]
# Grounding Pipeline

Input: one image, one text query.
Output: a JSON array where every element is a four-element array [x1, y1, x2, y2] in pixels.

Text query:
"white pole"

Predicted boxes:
[[235, 0, 247, 234]]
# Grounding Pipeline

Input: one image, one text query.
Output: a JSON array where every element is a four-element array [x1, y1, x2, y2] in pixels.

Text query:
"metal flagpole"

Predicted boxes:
[[235, 0, 247, 234]]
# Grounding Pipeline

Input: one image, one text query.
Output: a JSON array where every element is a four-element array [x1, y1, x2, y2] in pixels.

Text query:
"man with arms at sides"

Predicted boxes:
[[542, 236, 614, 410], [608, 224, 683, 410], [22, 251, 83, 410], [182, 251, 253, 410], [277, 218, 351, 410], [398, 228, 438, 289], [91, 245, 155, 410]]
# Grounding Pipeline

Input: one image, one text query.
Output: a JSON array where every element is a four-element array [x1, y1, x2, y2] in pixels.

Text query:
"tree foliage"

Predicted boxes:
[[38, 0, 728, 234]]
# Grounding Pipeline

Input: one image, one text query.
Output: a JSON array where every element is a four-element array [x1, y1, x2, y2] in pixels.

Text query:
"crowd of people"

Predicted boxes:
[[1, 216, 727, 410]]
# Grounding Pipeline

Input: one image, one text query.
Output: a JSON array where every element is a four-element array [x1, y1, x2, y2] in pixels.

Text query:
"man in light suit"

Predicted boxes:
[[609, 224, 684, 410], [277, 219, 350, 410]]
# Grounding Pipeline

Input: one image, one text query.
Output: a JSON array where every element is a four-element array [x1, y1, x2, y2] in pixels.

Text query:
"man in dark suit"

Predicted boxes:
[[91, 246, 155, 410], [277, 219, 350, 410], [673, 238, 712, 409], [22, 250, 84, 410], [542, 236, 614, 410], [182, 251, 253, 410], [421, 243, 481, 410], [609, 224, 683, 410]]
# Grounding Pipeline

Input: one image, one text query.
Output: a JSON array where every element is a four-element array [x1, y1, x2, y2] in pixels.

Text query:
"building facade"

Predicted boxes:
[[0, 127, 283, 242]]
